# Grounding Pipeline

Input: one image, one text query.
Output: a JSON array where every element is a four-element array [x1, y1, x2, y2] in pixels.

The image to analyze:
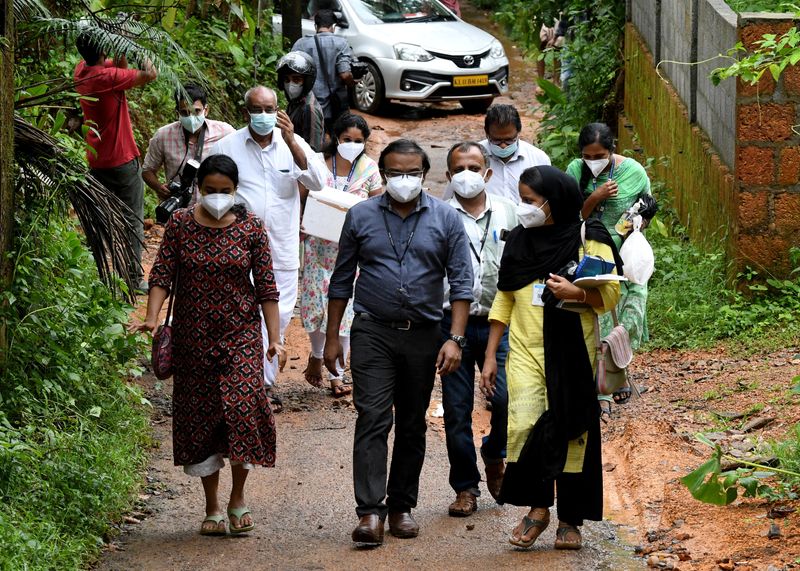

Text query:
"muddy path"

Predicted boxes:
[[99, 3, 800, 570]]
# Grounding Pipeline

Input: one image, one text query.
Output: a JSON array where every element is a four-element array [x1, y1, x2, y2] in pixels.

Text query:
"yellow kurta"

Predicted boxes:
[[488, 239, 621, 470]]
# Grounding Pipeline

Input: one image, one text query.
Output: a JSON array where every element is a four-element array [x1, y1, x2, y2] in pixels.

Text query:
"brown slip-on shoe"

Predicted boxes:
[[484, 458, 506, 501], [351, 514, 384, 547], [388, 511, 419, 538], [448, 491, 478, 517]]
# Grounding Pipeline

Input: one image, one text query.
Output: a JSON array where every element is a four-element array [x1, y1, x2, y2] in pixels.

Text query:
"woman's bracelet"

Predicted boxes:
[[578, 289, 587, 303]]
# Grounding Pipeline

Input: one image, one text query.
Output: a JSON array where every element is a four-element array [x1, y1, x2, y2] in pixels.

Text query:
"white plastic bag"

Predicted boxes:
[[619, 217, 654, 285]]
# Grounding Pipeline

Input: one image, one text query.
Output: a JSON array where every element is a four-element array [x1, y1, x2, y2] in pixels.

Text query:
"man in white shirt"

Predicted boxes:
[[478, 104, 550, 204], [440, 141, 517, 517], [211, 86, 326, 407]]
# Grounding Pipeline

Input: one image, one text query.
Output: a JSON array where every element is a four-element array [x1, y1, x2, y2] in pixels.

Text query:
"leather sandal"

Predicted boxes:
[[509, 510, 550, 548], [554, 524, 582, 550]]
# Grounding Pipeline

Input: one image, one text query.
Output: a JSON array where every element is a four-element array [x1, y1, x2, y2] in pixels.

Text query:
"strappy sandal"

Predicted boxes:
[[613, 385, 632, 405], [509, 510, 550, 548], [199, 514, 226, 536], [599, 400, 613, 424], [554, 524, 582, 550], [303, 354, 324, 388], [330, 378, 352, 398], [228, 506, 255, 534]]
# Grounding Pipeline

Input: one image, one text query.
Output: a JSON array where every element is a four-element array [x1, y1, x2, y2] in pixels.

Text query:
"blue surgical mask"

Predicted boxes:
[[489, 140, 518, 159], [179, 112, 205, 134], [249, 111, 277, 136]]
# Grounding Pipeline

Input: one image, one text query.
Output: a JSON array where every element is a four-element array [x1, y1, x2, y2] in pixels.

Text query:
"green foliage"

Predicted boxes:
[[681, 433, 797, 506], [771, 423, 800, 486], [726, 0, 798, 12], [712, 27, 800, 86], [0, 213, 149, 570], [493, 0, 625, 168]]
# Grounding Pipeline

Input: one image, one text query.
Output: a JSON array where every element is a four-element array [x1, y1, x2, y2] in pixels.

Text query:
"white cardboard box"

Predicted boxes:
[[301, 187, 365, 243]]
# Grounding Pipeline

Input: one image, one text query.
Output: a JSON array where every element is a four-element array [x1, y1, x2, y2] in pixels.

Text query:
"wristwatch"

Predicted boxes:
[[448, 334, 467, 349]]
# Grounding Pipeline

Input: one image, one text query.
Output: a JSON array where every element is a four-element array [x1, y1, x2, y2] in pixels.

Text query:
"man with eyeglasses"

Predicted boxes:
[[142, 83, 235, 201], [325, 139, 473, 547], [211, 85, 327, 412], [468, 104, 551, 204]]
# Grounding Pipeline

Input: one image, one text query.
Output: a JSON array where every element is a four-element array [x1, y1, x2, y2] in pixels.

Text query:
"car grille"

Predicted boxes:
[[427, 49, 491, 69], [400, 67, 508, 98]]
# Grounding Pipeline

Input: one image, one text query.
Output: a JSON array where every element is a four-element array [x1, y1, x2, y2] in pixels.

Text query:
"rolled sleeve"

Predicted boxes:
[[335, 42, 353, 74], [328, 210, 358, 299], [444, 209, 474, 303], [293, 135, 326, 191]]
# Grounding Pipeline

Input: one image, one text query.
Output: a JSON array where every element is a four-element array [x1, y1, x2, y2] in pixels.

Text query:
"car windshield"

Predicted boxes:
[[347, 0, 457, 24]]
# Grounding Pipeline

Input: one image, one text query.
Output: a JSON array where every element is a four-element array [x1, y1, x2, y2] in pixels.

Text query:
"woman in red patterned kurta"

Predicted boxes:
[[130, 155, 284, 536]]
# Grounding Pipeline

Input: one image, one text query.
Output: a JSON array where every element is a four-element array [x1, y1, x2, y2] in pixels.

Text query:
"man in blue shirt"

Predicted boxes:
[[325, 139, 473, 547]]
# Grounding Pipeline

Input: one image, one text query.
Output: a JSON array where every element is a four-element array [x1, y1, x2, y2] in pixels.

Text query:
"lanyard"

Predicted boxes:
[[332, 155, 358, 192], [468, 209, 492, 264], [381, 208, 422, 266], [591, 157, 615, 192]]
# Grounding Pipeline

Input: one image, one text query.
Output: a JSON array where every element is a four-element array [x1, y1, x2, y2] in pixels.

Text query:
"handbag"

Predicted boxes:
[[151, 266, 180, 380], [594, 308, 633, 395]]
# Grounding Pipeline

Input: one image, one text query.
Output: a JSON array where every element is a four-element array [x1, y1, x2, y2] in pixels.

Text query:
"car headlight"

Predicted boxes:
[[490, 39, 505, 59], [394, 43, 434, 62]]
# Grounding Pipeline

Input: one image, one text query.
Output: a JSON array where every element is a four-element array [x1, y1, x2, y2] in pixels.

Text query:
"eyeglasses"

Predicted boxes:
[[487, 136, 518, 146], [383, 170, 425, 178]]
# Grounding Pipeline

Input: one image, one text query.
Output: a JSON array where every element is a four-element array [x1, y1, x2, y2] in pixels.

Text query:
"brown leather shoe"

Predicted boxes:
[[448, 491, 478, 517], [351, 514, 384, 546], [484, 458, 506, 501], [388, 511, 419, 538]]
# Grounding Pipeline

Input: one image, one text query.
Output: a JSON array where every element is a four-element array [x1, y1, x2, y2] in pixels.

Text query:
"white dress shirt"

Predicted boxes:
[[476, 139, 551, 204], [211, 127, 326, 270]]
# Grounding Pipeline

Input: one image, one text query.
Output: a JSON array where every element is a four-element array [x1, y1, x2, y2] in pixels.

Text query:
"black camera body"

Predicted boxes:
[[351, 62, 369, 80], [155, 158, 200, 224]]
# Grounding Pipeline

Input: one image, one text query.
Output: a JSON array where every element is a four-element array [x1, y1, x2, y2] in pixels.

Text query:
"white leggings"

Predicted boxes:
[[308, 330, 350, 379]]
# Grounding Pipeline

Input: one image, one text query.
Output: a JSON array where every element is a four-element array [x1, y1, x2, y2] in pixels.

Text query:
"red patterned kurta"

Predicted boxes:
[[149, 206, 279, 467]]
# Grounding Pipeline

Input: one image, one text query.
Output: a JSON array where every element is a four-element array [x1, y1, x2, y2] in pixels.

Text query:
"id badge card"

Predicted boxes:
[[532, 283, 546, 307]]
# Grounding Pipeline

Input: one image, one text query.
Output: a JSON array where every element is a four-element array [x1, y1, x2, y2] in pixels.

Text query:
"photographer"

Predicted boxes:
[[142, 84, 234, 207]]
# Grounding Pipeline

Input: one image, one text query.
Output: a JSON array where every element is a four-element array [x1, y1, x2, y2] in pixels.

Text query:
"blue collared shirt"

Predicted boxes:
[[329, 192, 474, 322]]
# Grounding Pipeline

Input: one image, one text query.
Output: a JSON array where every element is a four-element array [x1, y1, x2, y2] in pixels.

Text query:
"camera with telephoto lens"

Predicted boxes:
[[155, 158, 200, 224]]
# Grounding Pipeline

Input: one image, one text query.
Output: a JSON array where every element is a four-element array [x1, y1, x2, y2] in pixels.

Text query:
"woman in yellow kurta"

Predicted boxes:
[[481, 166, 621, 551]]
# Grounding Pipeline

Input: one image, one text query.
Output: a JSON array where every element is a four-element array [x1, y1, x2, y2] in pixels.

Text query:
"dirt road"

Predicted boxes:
[[99, 4, 800, 571]]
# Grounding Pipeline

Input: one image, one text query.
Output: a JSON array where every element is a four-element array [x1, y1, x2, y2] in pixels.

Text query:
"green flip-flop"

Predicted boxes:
[[228, 506, 255, 534], [199, 514, 227, 536]]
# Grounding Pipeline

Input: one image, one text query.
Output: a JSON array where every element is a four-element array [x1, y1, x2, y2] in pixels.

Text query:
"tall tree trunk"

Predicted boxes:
[[282, 0, 302, 45], [0, 0, 15, 364]]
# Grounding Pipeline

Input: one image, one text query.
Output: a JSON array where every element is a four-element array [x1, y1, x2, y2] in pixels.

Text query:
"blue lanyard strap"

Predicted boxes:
[[591, 157, 615, 192], [332, 155, 359, 192]]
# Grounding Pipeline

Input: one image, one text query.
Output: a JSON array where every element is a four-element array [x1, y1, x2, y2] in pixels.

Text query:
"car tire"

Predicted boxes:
[[352, 61, 385, 114], [460, 97, 494, 114]]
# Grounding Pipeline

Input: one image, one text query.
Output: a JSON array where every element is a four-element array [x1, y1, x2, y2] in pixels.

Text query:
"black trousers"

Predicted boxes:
[[349, 315, 441, 518]]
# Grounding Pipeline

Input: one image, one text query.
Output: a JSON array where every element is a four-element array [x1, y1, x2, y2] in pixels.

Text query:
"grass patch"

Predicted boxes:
[[645, 228, 800, 351]]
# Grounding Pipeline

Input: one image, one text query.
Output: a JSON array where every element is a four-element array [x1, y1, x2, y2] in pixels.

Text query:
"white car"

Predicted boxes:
[[275, 0, 510, 114]]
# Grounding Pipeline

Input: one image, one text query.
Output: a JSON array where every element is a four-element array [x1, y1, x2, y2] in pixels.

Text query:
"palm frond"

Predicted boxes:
[[14, 115, 140, 301], [12, 0, 51, 21]]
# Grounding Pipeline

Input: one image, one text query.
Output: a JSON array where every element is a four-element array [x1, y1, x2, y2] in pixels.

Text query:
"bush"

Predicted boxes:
[[0, 214, 149, 570]]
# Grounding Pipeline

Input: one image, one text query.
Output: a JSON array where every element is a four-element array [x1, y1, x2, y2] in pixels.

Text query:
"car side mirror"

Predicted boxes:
[[334, 11, 349, 28]]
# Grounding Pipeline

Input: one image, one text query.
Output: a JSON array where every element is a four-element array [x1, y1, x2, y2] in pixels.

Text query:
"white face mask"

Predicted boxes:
[[449, 169, 486, 199], [517, 201, 549, 228], [284, 81, 304, 100], [200, 193, 235, 220], [337, 141, 365, 163], [179, 111, 205, 134], [584, 157, 610, 178], [385, 175, 423, 203]]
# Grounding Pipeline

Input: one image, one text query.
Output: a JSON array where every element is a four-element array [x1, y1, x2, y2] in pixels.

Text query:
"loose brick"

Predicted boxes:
[[737, 146, 774, 185], [778, 147, 800, 185], [738, 191, 769, 231], [737, 103, 796, 142], [774, 191, 800, 234]]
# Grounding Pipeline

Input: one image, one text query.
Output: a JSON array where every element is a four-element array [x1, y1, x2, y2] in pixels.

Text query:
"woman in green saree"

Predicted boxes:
[[565, 123, 653, 418]]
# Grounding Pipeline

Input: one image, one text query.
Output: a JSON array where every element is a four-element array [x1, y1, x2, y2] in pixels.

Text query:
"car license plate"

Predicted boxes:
[[453, 75, 489, 87]]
